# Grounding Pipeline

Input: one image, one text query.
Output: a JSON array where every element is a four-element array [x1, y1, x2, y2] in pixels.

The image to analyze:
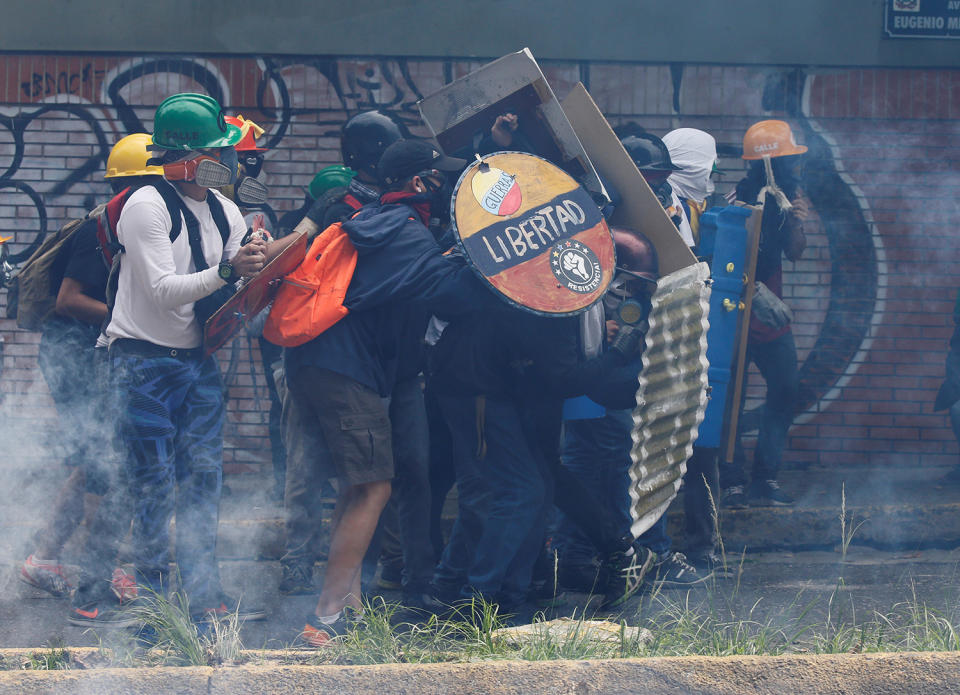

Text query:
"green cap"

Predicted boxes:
[[308, 165, 356, 200], [151, 93, 243, 150]]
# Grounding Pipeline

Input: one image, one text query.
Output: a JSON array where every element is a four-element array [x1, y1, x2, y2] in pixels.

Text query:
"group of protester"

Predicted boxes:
[[15, 91, 810, 647]]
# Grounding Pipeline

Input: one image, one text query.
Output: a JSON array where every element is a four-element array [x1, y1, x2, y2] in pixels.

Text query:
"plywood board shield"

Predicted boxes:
[[560, 83, 697, 276], [203, 231, 308, 356], [418, 48, 607, 203]]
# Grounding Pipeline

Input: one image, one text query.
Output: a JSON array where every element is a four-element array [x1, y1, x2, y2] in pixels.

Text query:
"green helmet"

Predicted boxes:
[[151, 93, 243, 150], [308, 164, 356, 200]]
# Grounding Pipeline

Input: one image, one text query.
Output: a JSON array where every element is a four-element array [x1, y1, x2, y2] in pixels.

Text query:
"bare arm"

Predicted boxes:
[[263, 231, 306, 264], [55, 277, 107, 325]]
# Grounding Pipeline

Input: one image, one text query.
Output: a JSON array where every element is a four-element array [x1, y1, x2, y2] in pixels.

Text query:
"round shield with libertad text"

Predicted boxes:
[[451, 151, 614, 315]]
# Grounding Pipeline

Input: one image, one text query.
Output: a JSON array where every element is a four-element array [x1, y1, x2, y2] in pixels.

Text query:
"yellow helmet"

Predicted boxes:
[[104, 133, 164, 178]]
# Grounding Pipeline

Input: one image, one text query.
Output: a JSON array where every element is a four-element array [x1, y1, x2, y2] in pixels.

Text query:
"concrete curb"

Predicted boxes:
[[1, 651, 959, 694]]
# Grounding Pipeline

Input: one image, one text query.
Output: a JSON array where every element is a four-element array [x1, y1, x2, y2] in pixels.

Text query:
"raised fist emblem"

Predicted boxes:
[[562, 251, 590, 282]]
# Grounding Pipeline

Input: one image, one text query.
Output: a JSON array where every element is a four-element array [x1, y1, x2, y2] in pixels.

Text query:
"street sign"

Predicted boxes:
[[885, 0, 960, 39]]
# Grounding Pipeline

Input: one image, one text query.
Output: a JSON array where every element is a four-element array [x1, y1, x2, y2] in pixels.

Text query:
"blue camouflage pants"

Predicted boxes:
[[112, 350, 225, 607]]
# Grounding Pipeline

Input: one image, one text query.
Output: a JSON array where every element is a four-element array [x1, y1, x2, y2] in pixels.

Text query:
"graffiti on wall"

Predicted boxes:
[[0, 53, 882, 433]]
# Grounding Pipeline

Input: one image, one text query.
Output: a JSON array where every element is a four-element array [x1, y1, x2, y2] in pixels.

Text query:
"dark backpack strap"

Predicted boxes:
[[205, 191, 232, 250], [149, 180, 184, 243], [177, 198, 210, 272]]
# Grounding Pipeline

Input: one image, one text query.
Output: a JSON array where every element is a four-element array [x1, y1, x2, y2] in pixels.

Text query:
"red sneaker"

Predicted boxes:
[[110, 567, 138, 603], [20, 555, 73, 597]]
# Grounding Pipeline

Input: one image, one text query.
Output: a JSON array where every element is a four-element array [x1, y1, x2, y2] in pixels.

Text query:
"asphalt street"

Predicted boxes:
[[2, 548, 959, 649]]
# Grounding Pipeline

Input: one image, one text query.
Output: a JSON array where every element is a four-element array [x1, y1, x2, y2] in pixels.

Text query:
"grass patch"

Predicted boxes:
[[105, 587, 248, 667], [8, 580, 960, 670], [19, 646, 72, 671]]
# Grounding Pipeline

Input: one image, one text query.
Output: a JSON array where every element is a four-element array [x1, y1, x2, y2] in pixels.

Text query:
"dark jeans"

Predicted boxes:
[[279, 364, 333, 568], [434, 395, 549, 605], [74, 349, 134, 604], [683, 447, 719, 559], [258, 337, 286, 499], [37, 322, 109, 494], [951, 401, 960, 453], [425, 384, 456, 559], [381, 377, 435, 593], [721, 331, 799, 488], [113, 351, 224, 606], [554, 409, 639, 563]]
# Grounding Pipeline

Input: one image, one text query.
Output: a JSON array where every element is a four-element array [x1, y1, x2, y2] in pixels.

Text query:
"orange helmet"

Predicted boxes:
[[224, 114, 268, 152], [741, 120, 807, 160]]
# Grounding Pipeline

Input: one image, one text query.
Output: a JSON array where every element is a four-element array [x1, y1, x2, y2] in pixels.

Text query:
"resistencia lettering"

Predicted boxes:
[[481, 199, 586, 263]]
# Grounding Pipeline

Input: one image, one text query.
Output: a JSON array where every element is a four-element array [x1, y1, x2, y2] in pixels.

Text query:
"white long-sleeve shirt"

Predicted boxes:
[[106, 185, 246, 349]]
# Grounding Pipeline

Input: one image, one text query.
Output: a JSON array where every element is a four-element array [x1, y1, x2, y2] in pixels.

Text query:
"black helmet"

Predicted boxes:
[[621, 134, 681, 173], [341, 111, 404, 176]]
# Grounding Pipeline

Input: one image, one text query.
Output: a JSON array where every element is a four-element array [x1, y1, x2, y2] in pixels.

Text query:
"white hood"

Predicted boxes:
[[663, 128, 717, 204]]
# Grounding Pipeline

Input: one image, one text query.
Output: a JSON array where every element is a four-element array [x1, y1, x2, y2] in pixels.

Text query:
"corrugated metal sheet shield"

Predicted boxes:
[[629, 262, 711, 538]]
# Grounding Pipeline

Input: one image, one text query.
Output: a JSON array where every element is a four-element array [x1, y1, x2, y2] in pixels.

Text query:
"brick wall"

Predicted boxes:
[[0, 54, 957, 475]]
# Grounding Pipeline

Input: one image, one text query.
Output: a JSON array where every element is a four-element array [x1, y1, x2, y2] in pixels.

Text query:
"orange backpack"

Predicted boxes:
[[263, 221, 358, 347]]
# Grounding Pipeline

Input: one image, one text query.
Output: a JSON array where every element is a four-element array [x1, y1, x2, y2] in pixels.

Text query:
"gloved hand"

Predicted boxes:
[[609, 325, 645, 360]]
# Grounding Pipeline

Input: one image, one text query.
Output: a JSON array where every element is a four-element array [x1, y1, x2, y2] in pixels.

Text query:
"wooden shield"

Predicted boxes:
[[203, 232, 308, 356], [452, 152, 614, 316]]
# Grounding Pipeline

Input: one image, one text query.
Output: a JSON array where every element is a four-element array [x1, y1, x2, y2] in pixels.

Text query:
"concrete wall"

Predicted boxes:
[[0, 52, 957, 476], [1, 0, 958, 68]]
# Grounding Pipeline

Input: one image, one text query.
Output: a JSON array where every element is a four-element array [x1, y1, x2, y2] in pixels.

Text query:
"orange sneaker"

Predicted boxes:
[[299, 612, 349, 648]]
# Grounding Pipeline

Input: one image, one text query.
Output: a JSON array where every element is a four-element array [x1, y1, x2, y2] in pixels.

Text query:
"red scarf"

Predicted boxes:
[[380, 191, 431, 226]]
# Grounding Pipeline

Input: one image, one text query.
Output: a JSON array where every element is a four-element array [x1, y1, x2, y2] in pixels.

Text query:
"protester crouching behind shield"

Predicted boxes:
[[552, 229, 707, 591], [721, 120, 808, 509], [427, 223, 665, 619], [640, 128, 725, 571], [20, 133, 161, 608], [92, 93, 269, 627], [287, 138, 488, 647]]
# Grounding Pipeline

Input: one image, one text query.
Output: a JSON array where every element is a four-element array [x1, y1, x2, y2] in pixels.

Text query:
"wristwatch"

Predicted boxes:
[[218, 261, 238, 283]]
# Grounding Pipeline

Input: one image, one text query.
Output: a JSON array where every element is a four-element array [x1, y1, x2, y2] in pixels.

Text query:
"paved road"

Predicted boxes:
[[2, 548, 959, 649]]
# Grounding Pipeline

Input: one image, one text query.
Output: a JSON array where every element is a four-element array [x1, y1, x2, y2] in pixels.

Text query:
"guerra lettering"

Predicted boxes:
[[460, 187, 604, 276]]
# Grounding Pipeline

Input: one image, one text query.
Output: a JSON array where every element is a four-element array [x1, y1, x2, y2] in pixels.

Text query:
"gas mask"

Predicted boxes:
[[604, 276, 652, 327], [220, 151, 269, 206], [222, 175, 270, 206], [163, 147, 239, 188]]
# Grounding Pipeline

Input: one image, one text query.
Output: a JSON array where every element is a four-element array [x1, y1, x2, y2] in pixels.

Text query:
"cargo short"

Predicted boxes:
[[288, 366, 394, 487]]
